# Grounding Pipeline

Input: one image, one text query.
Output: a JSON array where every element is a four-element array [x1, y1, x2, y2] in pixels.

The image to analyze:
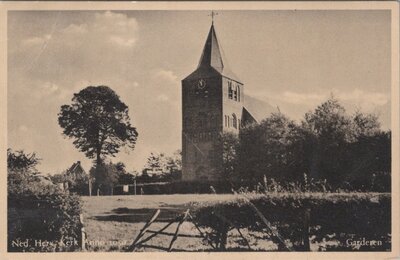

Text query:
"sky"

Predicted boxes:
[[7, 10, 391, 174]]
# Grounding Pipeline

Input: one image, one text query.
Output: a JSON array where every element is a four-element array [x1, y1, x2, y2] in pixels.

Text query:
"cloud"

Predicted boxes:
[[336, 89, 389, 107], [155, 69, 178, 83], [62, 11, 139, 48], [269, 88, 389, 108], [279, 91, 325, 106], [110, 35, 136, 47], [11, 11, 140, 102], [149, 69, 180, 104], [15, 11, 139, 73], [22, 34, 52, 47], [62, 24, 88, 35], [92, 11, 139, 48], [41, 82, 59, 93]]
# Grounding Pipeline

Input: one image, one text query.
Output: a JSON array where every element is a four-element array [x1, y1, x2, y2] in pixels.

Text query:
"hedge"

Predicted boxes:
[[190, 192, 391, 251], [8, 193, 82, 252], [113, 180, 259, 195]]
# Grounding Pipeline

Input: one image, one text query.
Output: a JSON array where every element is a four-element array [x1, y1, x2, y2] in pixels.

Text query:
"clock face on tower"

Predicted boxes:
[[197, 79, 206, 90]]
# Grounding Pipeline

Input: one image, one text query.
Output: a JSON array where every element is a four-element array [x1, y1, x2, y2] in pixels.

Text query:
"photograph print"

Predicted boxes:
[[4, 3, 398, 255]]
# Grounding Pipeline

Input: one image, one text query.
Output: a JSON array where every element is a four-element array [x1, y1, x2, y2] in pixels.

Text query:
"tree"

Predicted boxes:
[[89, 162, 120, 195], [165, 150, 182, 172], [164, 150, 183, 181], [302, 97, 352, 143], [224, 97, 390, 192], [7, 149, 57, 196], [212, 132, 240, 180], [58, 86, 138, 167], [347, 112, 390, 191], [351, 111, 381, 140], [300, 98, 390, 190], [145, 152, 165, 171], [237, 112, 304, 183], [141, 151, 183, 182], [7, 148, 40, 174], [301, 97, 352, 184]]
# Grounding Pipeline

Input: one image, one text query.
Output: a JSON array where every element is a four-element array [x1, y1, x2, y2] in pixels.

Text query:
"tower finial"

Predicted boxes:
[[208, 10, 218, 25]]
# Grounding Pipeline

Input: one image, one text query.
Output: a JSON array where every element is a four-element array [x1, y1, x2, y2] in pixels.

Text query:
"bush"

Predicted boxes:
[[8, 192, 82, 252], [191, 192, 391, 251], [7, 149, 83, 252]]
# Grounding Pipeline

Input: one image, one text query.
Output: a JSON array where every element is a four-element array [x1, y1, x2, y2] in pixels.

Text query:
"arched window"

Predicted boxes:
[[228, 81, 233, 99], [232, 114, 237, 129]]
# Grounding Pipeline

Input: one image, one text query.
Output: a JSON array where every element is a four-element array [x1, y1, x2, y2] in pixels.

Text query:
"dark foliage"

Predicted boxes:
[[7, 149, 82, 252], [58, 86, 138, 165], [113, 180, 237, 195], [233, 98, 390, 191], [238, 113, 304, 183], [191, 193, 391, 251], [8, 193, 82, 252], [90, 162, 120, 195], [50, 171, 90, 196], [7, 148, 40, 173]]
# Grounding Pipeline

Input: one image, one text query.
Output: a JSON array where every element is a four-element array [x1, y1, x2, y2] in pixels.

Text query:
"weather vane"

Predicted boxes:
[[209, 10, 219, 25]]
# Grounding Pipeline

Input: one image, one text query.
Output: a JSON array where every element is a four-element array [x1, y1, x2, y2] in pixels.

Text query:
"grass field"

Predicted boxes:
[[82, 194, 279, 251]]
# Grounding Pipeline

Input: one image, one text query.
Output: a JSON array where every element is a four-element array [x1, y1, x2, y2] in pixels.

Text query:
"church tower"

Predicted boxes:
[[181, 23, 244, 181]]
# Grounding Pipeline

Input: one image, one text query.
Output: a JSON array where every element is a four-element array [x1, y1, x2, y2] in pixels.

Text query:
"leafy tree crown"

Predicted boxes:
[[58, 86, 138, 164]]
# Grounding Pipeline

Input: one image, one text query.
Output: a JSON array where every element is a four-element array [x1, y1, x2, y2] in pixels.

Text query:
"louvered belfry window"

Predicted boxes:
[[228, 81, 233, 99]]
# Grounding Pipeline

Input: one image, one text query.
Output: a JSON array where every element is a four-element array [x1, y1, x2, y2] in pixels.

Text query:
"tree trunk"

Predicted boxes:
[[96, 150, 102, 167], [88, 180, 92, 196]]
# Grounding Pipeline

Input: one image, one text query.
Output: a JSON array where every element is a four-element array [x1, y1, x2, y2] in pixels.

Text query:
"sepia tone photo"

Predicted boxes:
[[1, 2, 399, 258]]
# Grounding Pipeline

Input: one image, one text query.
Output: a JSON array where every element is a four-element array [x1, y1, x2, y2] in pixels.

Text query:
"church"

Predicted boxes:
[[181, 22, 271, 181]]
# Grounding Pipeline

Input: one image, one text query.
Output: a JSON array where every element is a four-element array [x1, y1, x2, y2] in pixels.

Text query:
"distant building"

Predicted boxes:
[[65, 161, 87, 181], [57, 161, 90, 194], [181, 23, 273, 181]]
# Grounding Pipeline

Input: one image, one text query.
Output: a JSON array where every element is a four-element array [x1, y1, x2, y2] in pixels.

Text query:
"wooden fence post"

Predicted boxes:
[[302, 208, 311, 251], [79, 214, 86, 251], [168, 210, 189, 251]]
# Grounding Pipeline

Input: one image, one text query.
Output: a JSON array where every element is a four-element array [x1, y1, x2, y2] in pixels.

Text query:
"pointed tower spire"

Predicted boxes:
[[197, 25, 224, 72], [196, 24, 240, 81], [184, 21, 240, 82]]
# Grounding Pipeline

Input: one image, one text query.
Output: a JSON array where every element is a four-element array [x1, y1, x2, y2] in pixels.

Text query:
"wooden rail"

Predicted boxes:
[[128, 209, 214, 252]]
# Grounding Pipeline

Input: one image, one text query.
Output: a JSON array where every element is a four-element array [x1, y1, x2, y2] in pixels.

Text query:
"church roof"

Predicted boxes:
[[241, 107, 258, 126], [244, 95, 276, 122], [184, 24, 241, 82]]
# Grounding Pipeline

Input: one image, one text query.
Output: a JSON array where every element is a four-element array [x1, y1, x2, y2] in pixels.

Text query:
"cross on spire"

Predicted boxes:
[[209, 10, 218, 25]]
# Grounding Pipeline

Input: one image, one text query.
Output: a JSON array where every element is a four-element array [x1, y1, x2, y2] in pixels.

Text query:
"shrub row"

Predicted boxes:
[[190, 192, 391, 251], [112, 180, 264, 195]]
